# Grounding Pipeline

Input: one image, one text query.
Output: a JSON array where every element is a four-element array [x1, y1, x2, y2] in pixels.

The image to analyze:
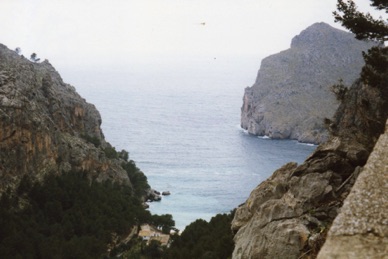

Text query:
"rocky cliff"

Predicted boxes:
[[317, 119, 388, 258], [241, 22, 376, 144], [232, 48, 388, 258], [0, 44, 130, 193]]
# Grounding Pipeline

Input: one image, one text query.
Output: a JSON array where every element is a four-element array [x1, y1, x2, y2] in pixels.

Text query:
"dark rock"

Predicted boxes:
[[146, 189, 162, 201], [162, 191, 171, 196]]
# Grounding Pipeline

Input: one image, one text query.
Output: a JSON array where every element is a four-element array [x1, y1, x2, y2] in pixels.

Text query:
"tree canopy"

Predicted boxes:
[[0, 172, 152, 258], [163, 211, 235, 259], [333, 0, 388, 42], [334, 0, 388, 88]]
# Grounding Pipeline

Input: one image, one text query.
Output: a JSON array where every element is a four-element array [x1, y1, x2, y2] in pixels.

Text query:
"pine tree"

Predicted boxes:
[[333, 0, 388, 42], [334, 0, 388, 87]]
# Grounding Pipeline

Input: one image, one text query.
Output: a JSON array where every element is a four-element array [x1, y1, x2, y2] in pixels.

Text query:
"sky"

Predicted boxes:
[[0, 0, 379, 70]]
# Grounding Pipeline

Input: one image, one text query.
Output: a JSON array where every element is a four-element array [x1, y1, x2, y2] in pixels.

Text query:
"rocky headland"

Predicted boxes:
[[241, 22, 376, 144], [232, 41, 388, 258]]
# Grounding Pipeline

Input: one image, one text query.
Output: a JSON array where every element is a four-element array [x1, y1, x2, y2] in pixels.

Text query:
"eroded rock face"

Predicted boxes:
[[232, 73, 388, 258], [0, 44, 129, 192], [317, 119, 388, 259], [241, 22, 376, 144]]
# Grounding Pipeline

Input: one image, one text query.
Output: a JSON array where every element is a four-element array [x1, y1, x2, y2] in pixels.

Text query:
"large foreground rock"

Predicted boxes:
[[317, 119, 388, 259], [241, 22, 376, 144]]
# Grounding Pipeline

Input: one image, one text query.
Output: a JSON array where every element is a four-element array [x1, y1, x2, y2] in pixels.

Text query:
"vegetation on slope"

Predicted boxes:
[[116, 211, 235, 258], [0, 171, 146, 258], [0, 151, 177, 259], [162, 211, 235, 259]]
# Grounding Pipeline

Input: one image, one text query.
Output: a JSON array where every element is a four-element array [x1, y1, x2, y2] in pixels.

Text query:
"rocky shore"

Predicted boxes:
[[146, 189, 171, 202]]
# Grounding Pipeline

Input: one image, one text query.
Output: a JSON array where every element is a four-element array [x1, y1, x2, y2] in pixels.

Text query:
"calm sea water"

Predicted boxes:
[[60, 60, 316, 231]]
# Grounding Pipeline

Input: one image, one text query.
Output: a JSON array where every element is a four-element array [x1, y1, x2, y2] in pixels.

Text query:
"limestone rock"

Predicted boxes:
[[317, 119, 388, 259], [232, 59, 388, 258], [241, 22, 376, 144], [0, 43, 130, 192]]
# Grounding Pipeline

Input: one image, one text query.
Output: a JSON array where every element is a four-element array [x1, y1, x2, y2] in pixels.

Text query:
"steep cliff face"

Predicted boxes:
[[0, 44, 129, 192], [317, 119, 388, 258], [232, 65, 388, 258], [241, 22, 376, 144]]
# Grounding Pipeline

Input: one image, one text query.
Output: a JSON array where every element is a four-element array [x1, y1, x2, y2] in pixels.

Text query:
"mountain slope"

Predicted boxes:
[[0, 43, 158, 258], [0, 44, 129, 192]]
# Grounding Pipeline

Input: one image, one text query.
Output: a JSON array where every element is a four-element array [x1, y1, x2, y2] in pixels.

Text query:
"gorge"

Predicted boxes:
[[0, 20, 387, 259]]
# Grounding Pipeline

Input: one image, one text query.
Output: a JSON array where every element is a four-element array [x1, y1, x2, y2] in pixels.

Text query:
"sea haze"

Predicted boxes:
[[60, 59, 316, 231]]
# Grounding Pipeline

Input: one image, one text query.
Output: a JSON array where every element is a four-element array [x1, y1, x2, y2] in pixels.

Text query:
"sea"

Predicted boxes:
[[60, 58, 316, 231]]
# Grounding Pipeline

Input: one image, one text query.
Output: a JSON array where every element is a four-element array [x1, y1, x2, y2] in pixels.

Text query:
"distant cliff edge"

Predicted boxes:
[[241, 22, 376, 144]]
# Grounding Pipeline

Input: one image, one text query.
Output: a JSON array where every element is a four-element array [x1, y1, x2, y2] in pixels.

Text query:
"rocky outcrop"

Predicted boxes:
[[162, 191, 171, 196], [232, 63, 388, 258], [241, 22, 376, 144], [147, 189, 162, 201], [0, 44, 130, 192], [317, 119, 388, 259]]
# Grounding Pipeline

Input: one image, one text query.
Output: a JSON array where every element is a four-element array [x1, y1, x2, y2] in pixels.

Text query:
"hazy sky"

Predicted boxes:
[[0, 0, 377, 69]]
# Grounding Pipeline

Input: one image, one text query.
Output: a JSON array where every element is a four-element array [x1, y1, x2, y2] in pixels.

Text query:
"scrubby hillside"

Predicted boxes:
[[0, 43, 131, 190], [0, 44, 162, 258]]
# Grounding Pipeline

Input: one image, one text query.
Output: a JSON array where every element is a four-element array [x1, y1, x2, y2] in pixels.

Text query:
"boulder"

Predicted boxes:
[[147, 189, 162, 201]]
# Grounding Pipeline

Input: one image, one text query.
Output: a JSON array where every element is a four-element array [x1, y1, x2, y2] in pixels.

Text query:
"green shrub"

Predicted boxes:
[[163, 211, 235, 259], [80, 133, 101, 147], [104, 146, 118, 159]]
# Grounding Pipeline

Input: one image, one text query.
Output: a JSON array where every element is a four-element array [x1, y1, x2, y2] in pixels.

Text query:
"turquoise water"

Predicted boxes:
[[61, 62, 316, 230]]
